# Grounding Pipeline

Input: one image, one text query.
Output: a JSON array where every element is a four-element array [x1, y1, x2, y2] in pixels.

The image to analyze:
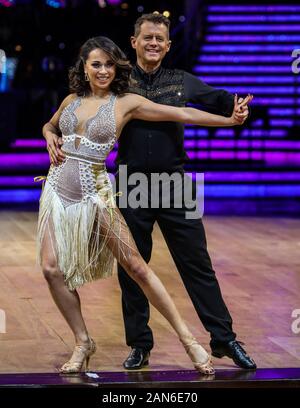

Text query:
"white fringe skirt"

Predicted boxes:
[[36, 165, 135, 291]]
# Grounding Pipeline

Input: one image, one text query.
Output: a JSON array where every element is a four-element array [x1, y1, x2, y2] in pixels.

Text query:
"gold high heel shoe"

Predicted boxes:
[[59, 338, 96, 374], [181, 338, 215, 375]]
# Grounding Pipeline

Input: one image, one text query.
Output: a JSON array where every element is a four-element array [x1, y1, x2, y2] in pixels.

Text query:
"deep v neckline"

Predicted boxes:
[[72, 94, 113, 137], [71, 94, 114, 150]]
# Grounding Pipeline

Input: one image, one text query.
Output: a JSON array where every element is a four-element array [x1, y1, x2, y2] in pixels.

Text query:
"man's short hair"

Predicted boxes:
[[134, 12, 170, 37]]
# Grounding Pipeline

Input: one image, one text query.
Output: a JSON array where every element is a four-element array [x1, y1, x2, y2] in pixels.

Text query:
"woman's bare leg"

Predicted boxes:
[[41, 222, 90, 346], [104, 209, 214, 373], [40, 221, 96, 372]]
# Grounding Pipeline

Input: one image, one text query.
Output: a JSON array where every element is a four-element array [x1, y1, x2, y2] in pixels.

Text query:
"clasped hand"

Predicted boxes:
[[231, 94, 253, 125]]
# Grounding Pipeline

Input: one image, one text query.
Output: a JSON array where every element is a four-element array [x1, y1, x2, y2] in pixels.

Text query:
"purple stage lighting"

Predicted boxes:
[[210, 87, 296, 94], [202, 45, 300, 52], [269, 109, 300, 116], [210, 24, 300, 32], [194, 66, 291, 73], [206, 34, 300, 42], [208, 5, 300, 12], [208, 15, 300, 23], [187, 151, 300, 165], [0, 0, 15, 6], [199, 55, 293, 63], [203, 185, 300, 198], [184, 140, 300, 150], [199, 76, 294, 84], [107, 0, 122, 5]]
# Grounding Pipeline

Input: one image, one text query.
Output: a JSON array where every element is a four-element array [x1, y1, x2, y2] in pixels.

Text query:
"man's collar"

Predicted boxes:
[[135, 64, 162, 81]]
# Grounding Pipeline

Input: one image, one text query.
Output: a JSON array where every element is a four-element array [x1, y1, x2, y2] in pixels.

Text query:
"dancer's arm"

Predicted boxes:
[[184, 72, 250, 124], [42, 94, 76, 164], [127, 94, 253, 127], [184, 72, 235, 116]]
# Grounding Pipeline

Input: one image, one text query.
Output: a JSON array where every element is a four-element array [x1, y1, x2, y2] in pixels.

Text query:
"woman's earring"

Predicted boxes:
[[84, 72, 90, 82]]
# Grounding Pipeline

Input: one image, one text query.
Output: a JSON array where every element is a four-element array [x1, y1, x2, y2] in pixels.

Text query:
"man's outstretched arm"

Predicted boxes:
[[184, 72, 250, 122]]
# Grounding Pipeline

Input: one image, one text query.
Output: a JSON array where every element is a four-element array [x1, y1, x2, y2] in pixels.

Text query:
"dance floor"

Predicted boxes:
[[0, 212, 299, 376]]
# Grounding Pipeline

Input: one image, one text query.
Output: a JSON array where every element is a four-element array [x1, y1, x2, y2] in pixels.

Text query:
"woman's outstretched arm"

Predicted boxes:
[[127, 94, 253, 127]]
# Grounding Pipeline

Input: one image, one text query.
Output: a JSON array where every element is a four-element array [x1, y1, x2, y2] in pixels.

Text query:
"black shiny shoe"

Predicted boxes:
[[123, 348, 150, 370], [211, 340, 257, 370]]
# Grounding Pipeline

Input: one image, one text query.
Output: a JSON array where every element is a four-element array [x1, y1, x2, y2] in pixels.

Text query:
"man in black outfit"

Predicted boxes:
[[116, 13, 256, 370]]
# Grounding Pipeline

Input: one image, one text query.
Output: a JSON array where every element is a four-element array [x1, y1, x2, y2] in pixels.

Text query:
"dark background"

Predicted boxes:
[[0, 0, 192, 140]]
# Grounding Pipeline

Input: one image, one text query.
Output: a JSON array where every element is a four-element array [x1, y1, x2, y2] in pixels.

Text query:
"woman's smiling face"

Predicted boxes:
[[84, 48, 116, 92]]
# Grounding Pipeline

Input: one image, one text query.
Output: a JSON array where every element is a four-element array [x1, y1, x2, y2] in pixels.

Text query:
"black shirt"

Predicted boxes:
[[116, 64, 234, 173]]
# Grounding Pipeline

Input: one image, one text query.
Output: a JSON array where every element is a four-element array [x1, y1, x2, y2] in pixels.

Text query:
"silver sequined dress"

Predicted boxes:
[[37, 94, 137, 290]]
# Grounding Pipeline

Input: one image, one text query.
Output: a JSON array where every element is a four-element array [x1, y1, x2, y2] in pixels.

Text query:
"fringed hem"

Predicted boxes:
[[37, 182, 115, 290]]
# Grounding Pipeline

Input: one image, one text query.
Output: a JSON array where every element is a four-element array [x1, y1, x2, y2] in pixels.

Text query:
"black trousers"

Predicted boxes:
[[117, 176, 236, 351]]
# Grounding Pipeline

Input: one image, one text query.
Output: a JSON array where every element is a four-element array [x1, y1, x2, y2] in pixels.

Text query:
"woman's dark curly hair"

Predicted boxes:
[[69, 36, 132, 96]]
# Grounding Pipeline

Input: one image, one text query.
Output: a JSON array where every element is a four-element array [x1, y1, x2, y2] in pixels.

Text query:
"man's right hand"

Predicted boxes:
[[45, 132, 65, 165]]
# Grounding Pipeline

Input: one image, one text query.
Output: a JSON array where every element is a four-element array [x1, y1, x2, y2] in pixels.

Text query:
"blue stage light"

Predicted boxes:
[[46, 0, 66, 8]]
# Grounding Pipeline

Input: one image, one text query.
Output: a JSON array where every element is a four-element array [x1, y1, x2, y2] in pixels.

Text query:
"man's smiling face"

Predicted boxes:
[[131, 21, 171, 67]]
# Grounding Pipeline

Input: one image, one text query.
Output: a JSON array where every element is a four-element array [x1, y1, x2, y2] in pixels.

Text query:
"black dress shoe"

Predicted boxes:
[[211, 340, 257, 370], [123, 348, 150, 370]]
